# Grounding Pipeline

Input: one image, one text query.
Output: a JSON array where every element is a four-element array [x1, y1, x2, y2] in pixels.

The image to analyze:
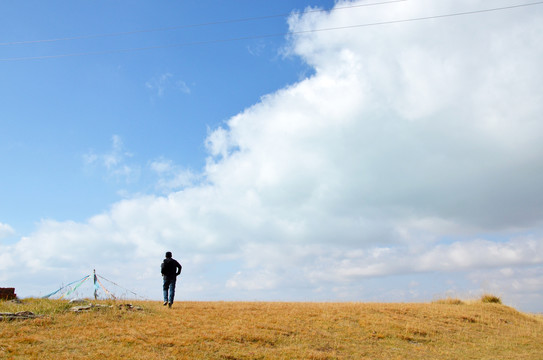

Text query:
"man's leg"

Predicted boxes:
[[168, 279, 176, 307], [163, 278, 170, 305]]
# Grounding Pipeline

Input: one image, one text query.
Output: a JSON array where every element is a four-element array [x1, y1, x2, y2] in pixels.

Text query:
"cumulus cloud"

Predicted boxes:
[[150, 158, 198, 191], [84, 135, 140, 183], [0, 222, 15, 239], [3, 0, 543, 310]]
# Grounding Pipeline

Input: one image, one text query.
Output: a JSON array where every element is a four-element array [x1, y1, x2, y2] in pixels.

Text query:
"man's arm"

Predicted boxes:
[[176, 261, 182, 276]]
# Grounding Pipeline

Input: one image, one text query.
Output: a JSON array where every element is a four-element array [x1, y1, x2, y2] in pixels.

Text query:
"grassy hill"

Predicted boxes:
[[1, 297, 542, 359]]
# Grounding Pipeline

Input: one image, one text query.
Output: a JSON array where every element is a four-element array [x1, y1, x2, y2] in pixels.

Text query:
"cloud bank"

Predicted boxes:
[[2, 0, 543, 311]]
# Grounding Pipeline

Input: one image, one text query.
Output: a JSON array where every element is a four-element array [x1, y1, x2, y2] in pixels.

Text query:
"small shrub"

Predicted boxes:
[[480, 294, 502, 304], [434, 298, 464, 305]]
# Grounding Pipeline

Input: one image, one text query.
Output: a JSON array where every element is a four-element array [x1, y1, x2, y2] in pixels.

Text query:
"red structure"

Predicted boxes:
[[0, 288, 16, 300]]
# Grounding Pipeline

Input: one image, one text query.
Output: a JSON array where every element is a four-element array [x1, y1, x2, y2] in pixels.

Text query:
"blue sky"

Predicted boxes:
[[2, 0, 543, 312], [1, 0, 328, 231]]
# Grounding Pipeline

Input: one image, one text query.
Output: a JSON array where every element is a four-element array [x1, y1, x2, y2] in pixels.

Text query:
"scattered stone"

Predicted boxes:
[[118, 303, 143, 311], [0, 311, 43, 321], [70, 303, 110, 312], [70, 303, 142, 312], [69, 298, 88, 304]]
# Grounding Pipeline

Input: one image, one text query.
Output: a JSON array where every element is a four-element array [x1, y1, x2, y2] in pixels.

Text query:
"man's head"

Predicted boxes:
[[165, 251, 172, 258]]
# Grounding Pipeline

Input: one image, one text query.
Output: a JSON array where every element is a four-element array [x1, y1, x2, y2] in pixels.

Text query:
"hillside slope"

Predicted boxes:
[[1, 299, 542, 359]]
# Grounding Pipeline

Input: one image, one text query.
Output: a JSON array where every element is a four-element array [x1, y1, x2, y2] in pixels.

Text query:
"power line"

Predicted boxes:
[[293, 1, 543, 34], [1, 1, 542, 62], [0, 0, 407, 47]]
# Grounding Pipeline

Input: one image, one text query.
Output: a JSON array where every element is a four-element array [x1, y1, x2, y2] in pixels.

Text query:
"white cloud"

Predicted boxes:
[[84, 135, 140, 183], [247, 41, 266, 57], [146, 73, 173, 97], [468, 266, 543, 313], [301, 236, 543, 283], [0, 222, 15, 239], [4, 0, 543, 311], [226, 270, 279, 291], [150, 158, 198, 191], [146, 73, 191, 97], [176, 80, 191, 94]]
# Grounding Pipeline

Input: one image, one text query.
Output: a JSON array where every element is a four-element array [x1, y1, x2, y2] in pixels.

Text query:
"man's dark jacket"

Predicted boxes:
[[161, 258, 182, 279]]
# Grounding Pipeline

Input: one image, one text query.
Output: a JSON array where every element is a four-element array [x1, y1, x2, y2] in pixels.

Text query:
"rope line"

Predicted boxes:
[[42, 272, 147, 300], [97, 274, 149, 300], [42, 275, 90, 299], [59, 275, 90, 299], [95, 276, 117, 300]]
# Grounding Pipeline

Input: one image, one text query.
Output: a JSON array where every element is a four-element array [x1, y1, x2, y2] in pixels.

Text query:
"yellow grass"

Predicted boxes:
[[1, 298, 542, 359]]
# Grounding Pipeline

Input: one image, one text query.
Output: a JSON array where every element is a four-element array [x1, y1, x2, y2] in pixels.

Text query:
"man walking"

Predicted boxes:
[[161, 251, 182, 308]]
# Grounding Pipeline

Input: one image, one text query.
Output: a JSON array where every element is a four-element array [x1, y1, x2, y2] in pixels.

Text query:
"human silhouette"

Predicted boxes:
[[161, 251, 182, 308]]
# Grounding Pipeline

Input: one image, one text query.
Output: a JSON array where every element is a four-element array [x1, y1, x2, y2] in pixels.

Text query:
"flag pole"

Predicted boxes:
[[93, 269, 97, 300]]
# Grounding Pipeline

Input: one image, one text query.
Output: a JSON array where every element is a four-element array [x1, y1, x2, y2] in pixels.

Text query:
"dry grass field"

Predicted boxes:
[[1, 297, 542, 359]]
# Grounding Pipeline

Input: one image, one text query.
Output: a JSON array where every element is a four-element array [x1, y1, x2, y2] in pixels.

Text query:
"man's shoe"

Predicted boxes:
[[163, 302, 168, 306], [168, 303, 172, 308]]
